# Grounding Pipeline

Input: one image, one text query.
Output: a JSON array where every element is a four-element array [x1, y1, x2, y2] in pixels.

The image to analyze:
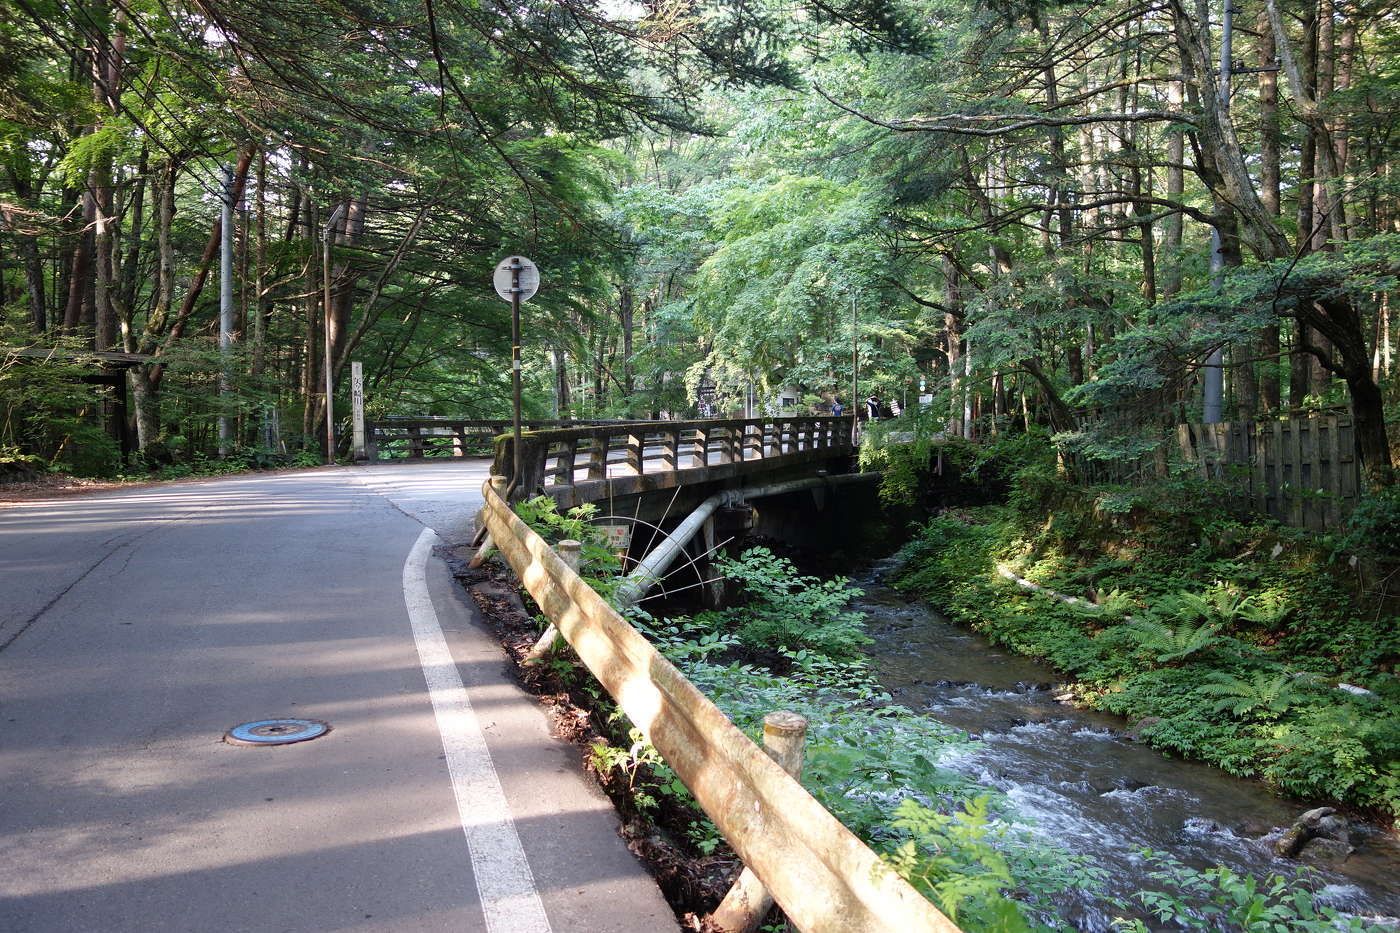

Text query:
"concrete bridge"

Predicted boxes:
[[474, 415, 881, 612]]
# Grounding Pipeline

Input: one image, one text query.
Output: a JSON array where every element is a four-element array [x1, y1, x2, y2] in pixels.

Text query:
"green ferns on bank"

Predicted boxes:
[[893, 495, 1400, 821]]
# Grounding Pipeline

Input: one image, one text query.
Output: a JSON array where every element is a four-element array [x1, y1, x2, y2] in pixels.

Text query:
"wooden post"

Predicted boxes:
[[1304, 418, 1322, 530], [581, 434, 603, 480], [523, 539, 581, 664], [469, 476, 510, 568], [1288, 419, 1305, 527], [518, 437, 547, 498], [662, 429, 678, 471], [691, 427, 708, 468], [711, 711, 810, 933]]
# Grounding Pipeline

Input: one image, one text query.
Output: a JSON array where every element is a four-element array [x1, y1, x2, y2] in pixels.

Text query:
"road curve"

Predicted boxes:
[[0, 461, 674, 932]]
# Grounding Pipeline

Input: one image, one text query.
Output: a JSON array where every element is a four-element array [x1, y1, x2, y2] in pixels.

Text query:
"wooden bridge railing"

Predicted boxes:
[[494, 415, 856, 502]]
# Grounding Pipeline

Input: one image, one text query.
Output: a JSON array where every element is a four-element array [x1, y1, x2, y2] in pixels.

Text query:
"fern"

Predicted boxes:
[[1158, 583, 1287, 629], [1121, 617, 1220, 664], [1199, 671, 1316, 719]]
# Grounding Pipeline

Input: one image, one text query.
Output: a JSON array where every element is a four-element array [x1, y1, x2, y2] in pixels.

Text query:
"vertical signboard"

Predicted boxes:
[[351, 360, 366, 462]]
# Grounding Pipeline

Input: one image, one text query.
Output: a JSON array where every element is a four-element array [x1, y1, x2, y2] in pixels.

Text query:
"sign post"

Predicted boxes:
[[493, 256, 541, 485], [351, 361, 366, 461]]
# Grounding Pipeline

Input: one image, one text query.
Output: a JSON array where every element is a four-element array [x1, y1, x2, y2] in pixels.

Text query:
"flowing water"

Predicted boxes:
[[854, 557, 1400, 930]]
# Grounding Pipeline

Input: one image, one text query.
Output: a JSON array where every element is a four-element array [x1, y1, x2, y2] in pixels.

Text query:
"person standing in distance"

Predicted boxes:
[[832, 398, 843, 417], [865, 395, 880, 420]]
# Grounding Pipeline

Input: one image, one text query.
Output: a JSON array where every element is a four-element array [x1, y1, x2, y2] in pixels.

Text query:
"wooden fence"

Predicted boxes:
[[1177, 415, 1361, 530], [479, 476, 959, 933]]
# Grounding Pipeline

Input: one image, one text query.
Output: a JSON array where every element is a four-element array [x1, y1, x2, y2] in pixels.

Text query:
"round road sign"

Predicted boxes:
[[493, 256, 540, 303]]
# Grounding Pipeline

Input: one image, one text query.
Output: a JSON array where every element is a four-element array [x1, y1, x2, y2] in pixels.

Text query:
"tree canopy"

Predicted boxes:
[[2, 0, 1399, 482]]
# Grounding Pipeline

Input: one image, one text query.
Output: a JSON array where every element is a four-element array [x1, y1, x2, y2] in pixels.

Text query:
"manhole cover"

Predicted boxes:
[[224, 718, 330, 747]]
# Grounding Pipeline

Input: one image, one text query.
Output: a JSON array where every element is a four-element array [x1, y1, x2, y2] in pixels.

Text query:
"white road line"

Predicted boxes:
[[402, 527, 552, 933]]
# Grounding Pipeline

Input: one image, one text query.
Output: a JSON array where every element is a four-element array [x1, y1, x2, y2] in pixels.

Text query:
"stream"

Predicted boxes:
[[853, 557, 1400, 930]]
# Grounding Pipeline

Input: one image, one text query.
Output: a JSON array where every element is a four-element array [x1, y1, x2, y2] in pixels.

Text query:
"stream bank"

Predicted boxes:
[[855, 555, 1400, 930]]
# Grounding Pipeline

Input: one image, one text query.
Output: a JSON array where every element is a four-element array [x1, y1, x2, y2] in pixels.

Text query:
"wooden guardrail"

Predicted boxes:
[[494, 416, 855, 503], [367, 418, 623, 461], [479, 476, 957, 933]]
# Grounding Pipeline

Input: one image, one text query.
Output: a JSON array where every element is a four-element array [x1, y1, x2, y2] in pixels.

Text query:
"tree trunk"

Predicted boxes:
[[618, 284, 635, 412], [252, 149, 268, 379], [302, 195, 320, 445], [62, 203, 95, 334], [147, 149, 253, 392], [1162, 77, 1186, 298], [1255, 11, 1282, 411], [130, 364, 159, 451], [19, 228, 46, 332]]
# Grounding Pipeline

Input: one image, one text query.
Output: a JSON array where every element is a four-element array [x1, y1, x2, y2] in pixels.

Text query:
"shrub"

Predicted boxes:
[[709, 547, 872, 659]]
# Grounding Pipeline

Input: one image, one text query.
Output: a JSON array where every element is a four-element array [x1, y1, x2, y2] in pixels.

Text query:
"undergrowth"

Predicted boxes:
[[514, 494, 1395, 932], [892, 438, 1400, 823]]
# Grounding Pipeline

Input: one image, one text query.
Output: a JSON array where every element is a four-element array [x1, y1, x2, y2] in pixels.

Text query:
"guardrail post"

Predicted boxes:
[[469, 476, 509, 568], [551, 439, 578, 486], [711, 711, 809, 933], [523, 539, 580, 664], [625, 431, 643, 475], [691, 427, 709, 468], [587, 435, 607, 479], [662, 429, 678, 471], [716, 425, 735, 464], [408, 424, 423, 459]]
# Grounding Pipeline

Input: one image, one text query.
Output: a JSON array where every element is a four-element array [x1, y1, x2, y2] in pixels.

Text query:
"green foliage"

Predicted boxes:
[[894, 489, 1400, 819], [513, 496, 623, 585], [1336, 484, 1400, 561], [1, 334, 118, 475], [1199, 671, 1317, 720], [707, 547, 872, 658], [1118, 617, 1220, 666], [884, 797, 1033, 931], [1117, 853, 1387, 932], [1264, 701, 1400, 809]]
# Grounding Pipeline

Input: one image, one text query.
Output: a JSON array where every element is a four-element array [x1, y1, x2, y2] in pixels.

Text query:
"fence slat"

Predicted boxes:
[[1289, 419, 1305, 527], [1175, 415, 1363, 530], [1260, 420, 1271, 512]]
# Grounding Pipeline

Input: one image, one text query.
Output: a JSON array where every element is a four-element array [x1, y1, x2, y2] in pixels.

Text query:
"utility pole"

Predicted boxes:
[[218, 165, 235, 457], [1202, 1, 1234, 424], [322, 202, 345, 465]]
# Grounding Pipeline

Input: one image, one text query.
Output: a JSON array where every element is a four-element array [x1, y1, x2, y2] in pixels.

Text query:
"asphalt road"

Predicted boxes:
[[0, 460, 674, 933]]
